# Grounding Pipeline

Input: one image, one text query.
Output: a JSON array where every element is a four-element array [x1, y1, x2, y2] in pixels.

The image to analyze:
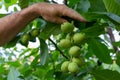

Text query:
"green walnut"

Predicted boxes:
[[61, 22, 74, 33], [72, 57, 85, 67], [61, 61, 70, 72], [20, 34, 30, 44], [73, 33, 85, 44], [68, 62, 79, 73], [69, 46, 80, 57], [59, 39, 71, 48], [30, 28, 40, 37]]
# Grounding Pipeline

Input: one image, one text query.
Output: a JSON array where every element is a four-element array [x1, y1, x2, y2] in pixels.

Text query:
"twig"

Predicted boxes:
[[48, 38, 68, 59], [106, 27, 118, 52]]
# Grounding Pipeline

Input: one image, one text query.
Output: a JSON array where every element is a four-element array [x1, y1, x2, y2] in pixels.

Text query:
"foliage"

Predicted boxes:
[[0, 0, 120, 80]]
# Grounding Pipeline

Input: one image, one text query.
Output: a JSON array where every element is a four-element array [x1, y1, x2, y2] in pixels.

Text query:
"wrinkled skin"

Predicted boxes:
[[0, 2, 86, 46]]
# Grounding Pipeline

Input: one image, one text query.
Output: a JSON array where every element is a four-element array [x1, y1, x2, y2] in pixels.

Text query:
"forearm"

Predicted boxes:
[[0, 3, 86, 46], [0, 4, 38, 46]]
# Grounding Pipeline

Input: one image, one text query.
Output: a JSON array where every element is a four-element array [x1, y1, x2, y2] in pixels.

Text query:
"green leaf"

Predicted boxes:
[[39, 39, 48, 65], [116, 54, 120, 66], [88, 39, 112, 64], [92, 69, 120, 80], [106, 12, 120, 24], [0, 65, 5, 74], [4, 0, 17, 4], [84, 12, 120, 25], [112, 41, 120, 47], [31, 55, 40, 67], [7, 67, 21, 80], [7, 61, 21, 67], [3, 34, 21, 48], [18, 0, 29, 9], [68, 0, 80, 7], [39, 22, 61, 40], [51, 50, 59, 61], [0, 14, 7, 18], [4, 0, 17, 10], [103, 0, 120, 16], [81, 23, 106, 37], [76, 0, 90, 14], [4, 0, 11, 3], [88, 0, 106, 12]]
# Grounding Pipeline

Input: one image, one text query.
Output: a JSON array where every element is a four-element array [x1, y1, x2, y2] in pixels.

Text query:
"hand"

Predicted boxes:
[[34, 3, 86, 24]]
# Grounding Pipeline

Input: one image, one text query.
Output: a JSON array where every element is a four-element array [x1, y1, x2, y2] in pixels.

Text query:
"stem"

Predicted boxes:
[[48, 38, 68, 59], [105, 27, 118, 52]]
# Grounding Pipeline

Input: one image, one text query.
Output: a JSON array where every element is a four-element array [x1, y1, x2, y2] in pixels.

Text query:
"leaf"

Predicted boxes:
[[18, 0, 29, 9], [7, 67, 21, 80], [92, 69, 120, 80], [88, 39, 112, 64], [0, 14, 7, 18], [84, 12, 120, 25], [116, 54, 120, 66], [103, 0, 120, 16], [88, 0, 106, 12], [31, 55, 40, 67], [51, 50, 59, 61], [7, 61, 21, 67], [39, 39, 48, 65], [81, 23, 106, 37], [39, 22, 61, 40], [4, 0, 11, 3], [112, 41, 120, 47], [76, 0, 90, 13], [68, 0, 80, 7], [3, 34, 21, 48], [4, 0, 17, 10], [0, 65, 5, 73], [106, 12, 120, 24]]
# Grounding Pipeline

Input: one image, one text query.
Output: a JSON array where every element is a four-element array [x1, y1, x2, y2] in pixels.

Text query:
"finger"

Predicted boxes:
[[53, 17, 68, 24], [43, 16, 67, 24], [62, 8, 87, 22]]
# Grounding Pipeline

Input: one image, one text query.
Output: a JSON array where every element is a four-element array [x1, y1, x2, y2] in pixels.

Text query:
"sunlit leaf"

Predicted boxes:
[[103, 0, 120, 16], [18, 0, 29, 9]]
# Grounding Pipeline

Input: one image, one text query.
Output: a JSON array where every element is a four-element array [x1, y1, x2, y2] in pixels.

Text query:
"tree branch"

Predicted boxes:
[[106, 27, 118, 52], [48, 38, 68, 59]]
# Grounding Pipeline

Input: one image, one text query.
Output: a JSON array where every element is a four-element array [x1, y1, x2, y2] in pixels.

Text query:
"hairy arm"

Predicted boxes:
[[0, 3, 86, 46], [0, 5, 38, 46]]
